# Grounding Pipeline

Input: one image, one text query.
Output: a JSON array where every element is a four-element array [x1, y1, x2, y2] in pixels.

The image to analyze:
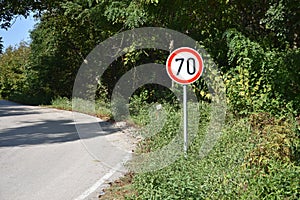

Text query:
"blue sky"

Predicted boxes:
[[0, 14, 37, 50]]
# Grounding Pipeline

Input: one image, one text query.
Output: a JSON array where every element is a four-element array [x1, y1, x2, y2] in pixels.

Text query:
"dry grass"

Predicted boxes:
[[98, 172, 137, 200]]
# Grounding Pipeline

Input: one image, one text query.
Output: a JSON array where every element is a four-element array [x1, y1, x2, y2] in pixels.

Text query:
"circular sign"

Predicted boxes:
[[166, 47, 204, 84]]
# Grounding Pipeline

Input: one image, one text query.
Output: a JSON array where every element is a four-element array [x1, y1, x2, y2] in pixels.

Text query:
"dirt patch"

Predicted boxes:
[[98, 172, 136, 199]]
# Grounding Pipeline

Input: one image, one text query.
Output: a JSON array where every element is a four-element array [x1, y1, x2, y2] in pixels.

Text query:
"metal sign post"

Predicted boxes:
[[166, 47, 204, 158], [183, 84, 188, 157]]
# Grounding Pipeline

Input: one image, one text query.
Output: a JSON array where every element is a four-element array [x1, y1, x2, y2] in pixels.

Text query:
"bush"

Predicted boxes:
[[223, 29, 300, 116], [130, 106, 252, 199], [127, 106, 299, 199]]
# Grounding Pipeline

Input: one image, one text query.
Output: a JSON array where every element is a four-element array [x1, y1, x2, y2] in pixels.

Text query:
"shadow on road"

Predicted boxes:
[[0, 100, 41, 117], [0, 100, 120, 147]]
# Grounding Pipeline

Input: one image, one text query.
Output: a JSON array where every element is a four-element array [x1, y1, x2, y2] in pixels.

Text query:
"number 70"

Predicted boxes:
[[175, 58, 196, 75]]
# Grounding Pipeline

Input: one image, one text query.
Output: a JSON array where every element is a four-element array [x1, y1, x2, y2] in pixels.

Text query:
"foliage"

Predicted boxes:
[[125, 106, 299, 199], [224, 29, 300, 116], [259, 0, 300, 48], [1, 0, 300, 199], [51, 96, 72, 110], [24, 0, 122, 103], [2, 0, 299, 109], [99, 96, 299, 199], [248, 112, 299, 166], [240, 112, 300, 199], [104, 0, 149, 28], [241, 161, 299, 199], [0, 42, 30, 99], [0, 0, 62, 29], [131, 113, 251, 199], [128, 90, 152, 126], [0, 36, 3, 54], [28, 13, 81, 101], [51, 96, 112, 119]]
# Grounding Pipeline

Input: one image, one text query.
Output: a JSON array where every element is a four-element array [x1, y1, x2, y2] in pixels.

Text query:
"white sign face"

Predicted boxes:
[[166, 47, 204, 85]]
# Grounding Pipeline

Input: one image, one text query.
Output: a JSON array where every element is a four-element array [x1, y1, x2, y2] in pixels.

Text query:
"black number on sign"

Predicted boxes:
[[187, 58, 196, 75], [175, 58, 184, 75], [175, 57, 196, 75]]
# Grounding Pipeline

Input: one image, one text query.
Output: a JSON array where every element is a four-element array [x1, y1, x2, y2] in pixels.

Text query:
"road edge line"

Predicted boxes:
[[73, 167, 117, 200]]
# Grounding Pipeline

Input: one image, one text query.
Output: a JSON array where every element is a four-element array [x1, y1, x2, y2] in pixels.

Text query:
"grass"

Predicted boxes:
[[103, 105, 299, 199], [50, 97, 112, 120], [130, 115, 253, 199], [48, 96, 300, 199]]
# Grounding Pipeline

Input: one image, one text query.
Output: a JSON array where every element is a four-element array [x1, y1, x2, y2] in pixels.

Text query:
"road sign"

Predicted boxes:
[[166, 47, 204, 157], [166, 47, 204, 85]]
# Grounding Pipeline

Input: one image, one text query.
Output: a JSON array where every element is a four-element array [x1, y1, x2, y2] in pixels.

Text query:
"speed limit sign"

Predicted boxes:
[[166, 47, 204, 157], [166, 47, 204, 85]]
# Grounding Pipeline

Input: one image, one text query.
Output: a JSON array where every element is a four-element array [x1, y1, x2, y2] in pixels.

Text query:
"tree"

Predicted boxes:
[[0, 0, 62, 29], [0, 0, 63, 56], [0, 36, 3, 54], [0, 42, 30, 98], [27, 1, 117, 101], [1, 0, 299, 113]]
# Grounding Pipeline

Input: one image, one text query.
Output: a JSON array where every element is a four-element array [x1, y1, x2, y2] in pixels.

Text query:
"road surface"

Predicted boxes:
[[0, 100, 134, 200]]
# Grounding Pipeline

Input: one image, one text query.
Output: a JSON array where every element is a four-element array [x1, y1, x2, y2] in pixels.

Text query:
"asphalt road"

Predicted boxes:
[[0, 100, 133, 200]]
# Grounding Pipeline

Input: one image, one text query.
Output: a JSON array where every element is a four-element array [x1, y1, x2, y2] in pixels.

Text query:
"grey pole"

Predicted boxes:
[[183, 84, 188, 157]]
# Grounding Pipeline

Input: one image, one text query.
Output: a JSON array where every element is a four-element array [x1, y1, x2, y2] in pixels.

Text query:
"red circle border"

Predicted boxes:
[[166, 47, 204, 85]]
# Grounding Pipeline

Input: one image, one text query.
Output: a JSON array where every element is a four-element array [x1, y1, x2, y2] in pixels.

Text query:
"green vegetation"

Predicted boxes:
[[101, 97, 298, 199], [0, 0, 299, 199], [51, 97, 112, 119]]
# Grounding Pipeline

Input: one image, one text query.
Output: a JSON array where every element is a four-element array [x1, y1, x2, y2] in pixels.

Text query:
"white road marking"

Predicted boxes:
[[73, 167, 117, 200], [73, 155, 130, 200]]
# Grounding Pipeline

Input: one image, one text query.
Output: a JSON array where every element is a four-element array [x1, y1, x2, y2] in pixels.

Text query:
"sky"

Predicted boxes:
[[0, 14, 37, 50]]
